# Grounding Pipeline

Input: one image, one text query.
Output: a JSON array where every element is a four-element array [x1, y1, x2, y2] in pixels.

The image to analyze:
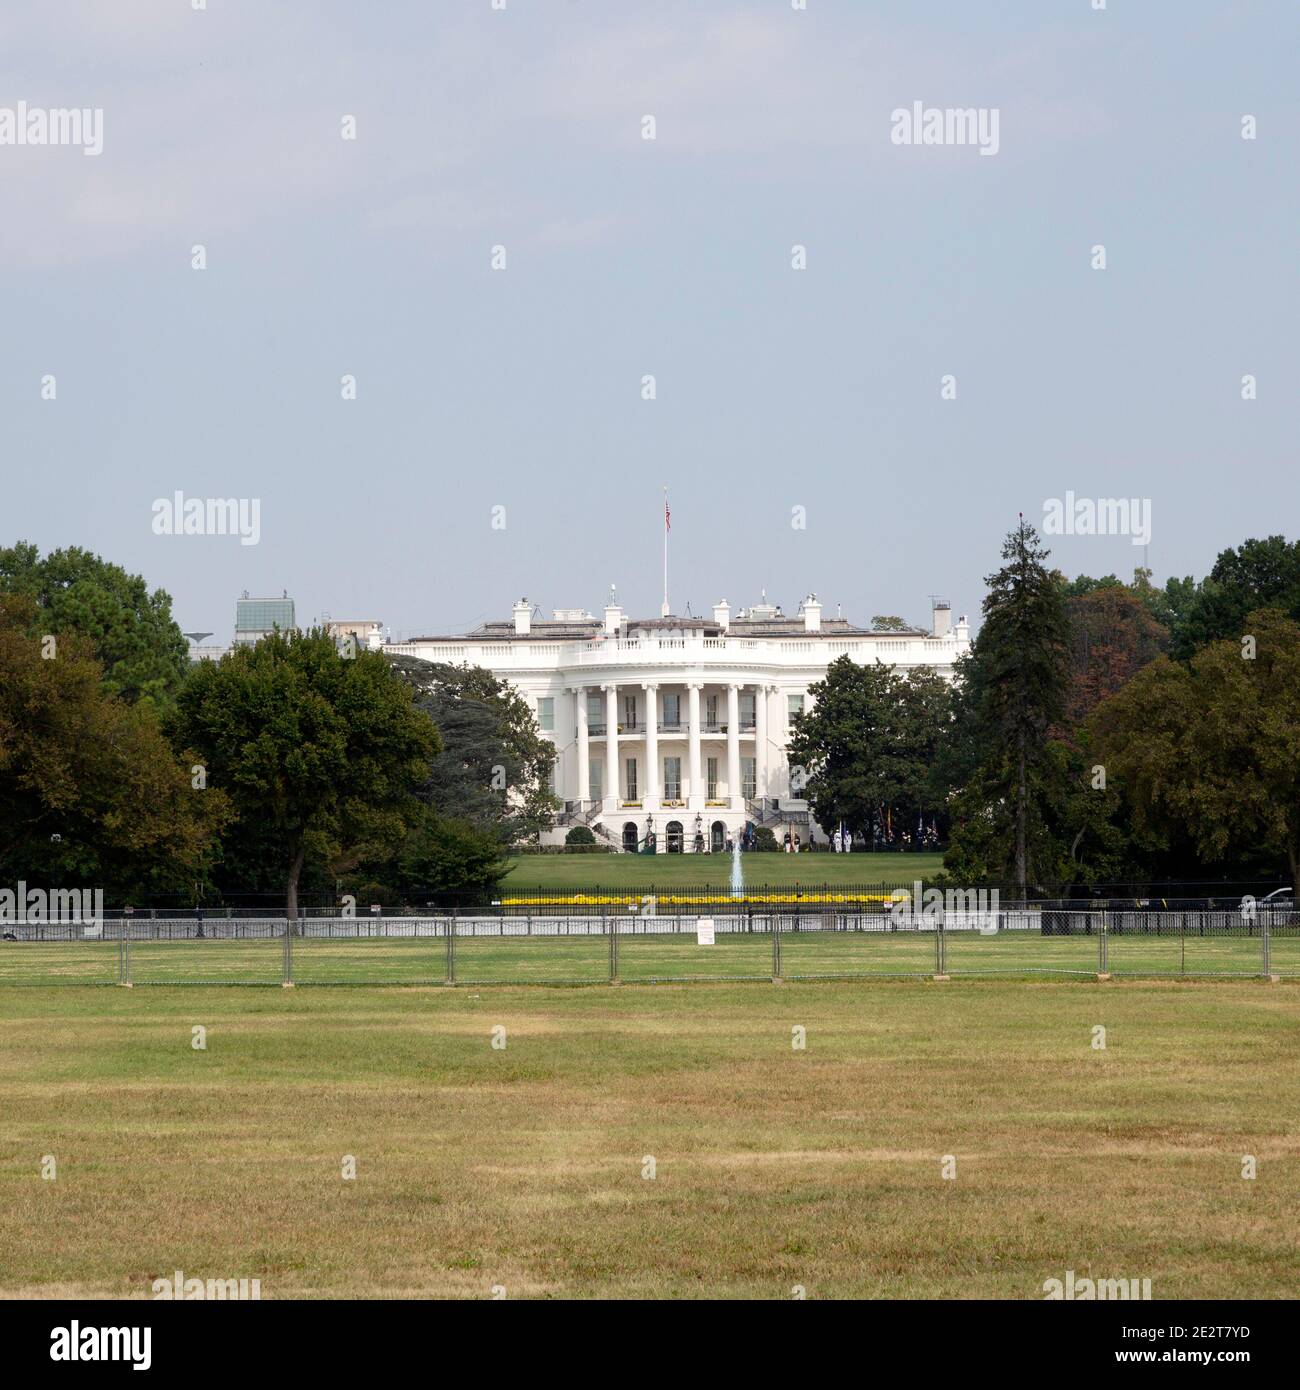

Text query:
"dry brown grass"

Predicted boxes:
[[0, 980, 1296, 1299]]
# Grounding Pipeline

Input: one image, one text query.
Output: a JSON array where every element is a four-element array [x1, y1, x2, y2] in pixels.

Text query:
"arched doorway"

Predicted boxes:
[[665, 820, 684, 854], [622, 822, 638, 852], [710, 820, 726, 853]]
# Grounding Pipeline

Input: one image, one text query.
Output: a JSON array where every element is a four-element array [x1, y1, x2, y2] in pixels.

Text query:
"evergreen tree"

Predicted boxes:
[[955, 519, 1068, 893], [386, 656, 558, 842]]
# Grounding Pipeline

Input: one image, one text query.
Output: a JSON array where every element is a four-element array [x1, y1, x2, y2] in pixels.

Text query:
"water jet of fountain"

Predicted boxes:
[[730, 838, 744, 899]]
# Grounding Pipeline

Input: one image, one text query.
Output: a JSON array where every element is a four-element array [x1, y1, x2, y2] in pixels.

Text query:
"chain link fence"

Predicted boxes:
[[0, 907, 1295, 985]]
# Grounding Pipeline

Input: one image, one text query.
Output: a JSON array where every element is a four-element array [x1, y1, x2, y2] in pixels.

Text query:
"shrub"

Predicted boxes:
[[565, 825, 597, 847]]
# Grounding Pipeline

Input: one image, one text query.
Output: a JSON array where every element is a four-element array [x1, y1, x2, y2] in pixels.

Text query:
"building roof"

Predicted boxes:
[[406, 606, 928, 642]]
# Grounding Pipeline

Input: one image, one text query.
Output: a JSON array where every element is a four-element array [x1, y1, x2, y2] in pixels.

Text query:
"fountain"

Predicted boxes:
[[730, 839, 745, 899]]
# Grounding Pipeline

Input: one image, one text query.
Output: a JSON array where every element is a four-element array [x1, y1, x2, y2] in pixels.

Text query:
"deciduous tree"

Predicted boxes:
[[169, 631, 439, 919], [1090, 608, 1300, 898], [0, 542, 189, 707], [0, 595, 228, 898]]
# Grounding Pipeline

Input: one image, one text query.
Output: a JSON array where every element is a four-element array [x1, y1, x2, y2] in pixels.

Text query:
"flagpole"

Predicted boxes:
[[662, 485, 669, 617]]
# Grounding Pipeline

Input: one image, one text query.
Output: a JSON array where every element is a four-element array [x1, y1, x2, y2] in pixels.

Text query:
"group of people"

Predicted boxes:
[[648, 818, 942, 854], [870, 820, 943, 852]]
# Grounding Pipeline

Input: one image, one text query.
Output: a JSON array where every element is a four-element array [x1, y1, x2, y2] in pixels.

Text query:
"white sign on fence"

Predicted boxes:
[[696, 918, 715, 946]]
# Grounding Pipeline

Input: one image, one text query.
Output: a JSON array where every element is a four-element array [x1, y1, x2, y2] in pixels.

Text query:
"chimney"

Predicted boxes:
[[932, 601, 952, 639], [513, 599, 531, 636], [801, 594, 822, 633], [604, 599, 623, 635], [712, 599, 730, 632]]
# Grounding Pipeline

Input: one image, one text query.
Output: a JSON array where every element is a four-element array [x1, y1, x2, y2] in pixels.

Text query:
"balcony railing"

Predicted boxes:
[[582, 720, 756, 737]]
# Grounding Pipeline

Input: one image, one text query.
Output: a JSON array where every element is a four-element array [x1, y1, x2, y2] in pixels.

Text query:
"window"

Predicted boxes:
[[624, 694, 638, 727], [547, 764, 557, 795], [625, 757, 638, 800], [787, 693, 805, 721], [740, 691, 756, 727], [662, 693, 681, 727], [589, 758, 603, 803], [706, 757, 719, 799], [587, 691, 604, 722], [663, 757, 681, 800], [741, 757, 756, 800], [706, 693, 719, 726], [537, 696, 554, 732]]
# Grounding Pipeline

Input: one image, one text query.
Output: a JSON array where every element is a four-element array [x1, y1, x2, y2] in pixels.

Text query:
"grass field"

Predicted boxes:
[[1, 979, 1297, 1299], [500, 851, 944, 890], [2, 926, 1294, 986]]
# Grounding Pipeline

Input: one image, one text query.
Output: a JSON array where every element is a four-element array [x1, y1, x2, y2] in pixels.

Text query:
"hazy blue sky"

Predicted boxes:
[[3, 0, 1296, 640]]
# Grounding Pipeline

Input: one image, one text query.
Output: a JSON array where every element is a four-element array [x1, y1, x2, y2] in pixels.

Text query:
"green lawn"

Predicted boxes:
[[1, 926, 1293, 986], [502, 850, 943, 891], [1, 979, 1296, 1298]]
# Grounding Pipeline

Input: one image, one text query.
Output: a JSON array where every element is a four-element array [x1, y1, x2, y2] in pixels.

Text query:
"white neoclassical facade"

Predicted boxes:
[[386, 594, 970, 852]]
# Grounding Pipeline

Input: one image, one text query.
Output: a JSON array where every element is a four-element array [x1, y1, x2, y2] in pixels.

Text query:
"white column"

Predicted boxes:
[[727, 683, 741, 810], [687, 682, 703, 808], [755, 684, 769, 799], [643, 683, 659, 807], [604, 683, 619, 805], [790, 688, 806, 798], [575, 686, 589, 804]]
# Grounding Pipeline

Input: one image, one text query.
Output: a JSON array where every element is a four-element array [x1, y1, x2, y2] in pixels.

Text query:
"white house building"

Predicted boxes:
[[385, 593, 970, 853]]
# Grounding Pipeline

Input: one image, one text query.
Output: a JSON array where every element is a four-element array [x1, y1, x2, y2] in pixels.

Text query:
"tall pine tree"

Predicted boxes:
[[960, 518, 1069, 893]]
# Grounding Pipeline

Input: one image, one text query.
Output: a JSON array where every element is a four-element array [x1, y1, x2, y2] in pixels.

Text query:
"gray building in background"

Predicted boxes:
[[233, 592, 296, 647]]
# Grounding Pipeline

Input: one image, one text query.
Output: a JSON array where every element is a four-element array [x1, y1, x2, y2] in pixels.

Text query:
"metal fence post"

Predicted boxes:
[[1099, 916, 1108, 976], [282, 918, 294, 987], [447, 908, 457, 985], [1261, 914, 1271, 979], [772, 913, 782, 982], [118, 930, 133, 986], [609, 908, 619, 984]]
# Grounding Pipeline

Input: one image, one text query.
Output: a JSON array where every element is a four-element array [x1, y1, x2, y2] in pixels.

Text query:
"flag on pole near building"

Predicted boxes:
[[661, 486, 671, 617]]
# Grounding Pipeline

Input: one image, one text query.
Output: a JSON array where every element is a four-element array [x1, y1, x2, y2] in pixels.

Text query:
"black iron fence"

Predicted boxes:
[[1, 906, 1296, 986]]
